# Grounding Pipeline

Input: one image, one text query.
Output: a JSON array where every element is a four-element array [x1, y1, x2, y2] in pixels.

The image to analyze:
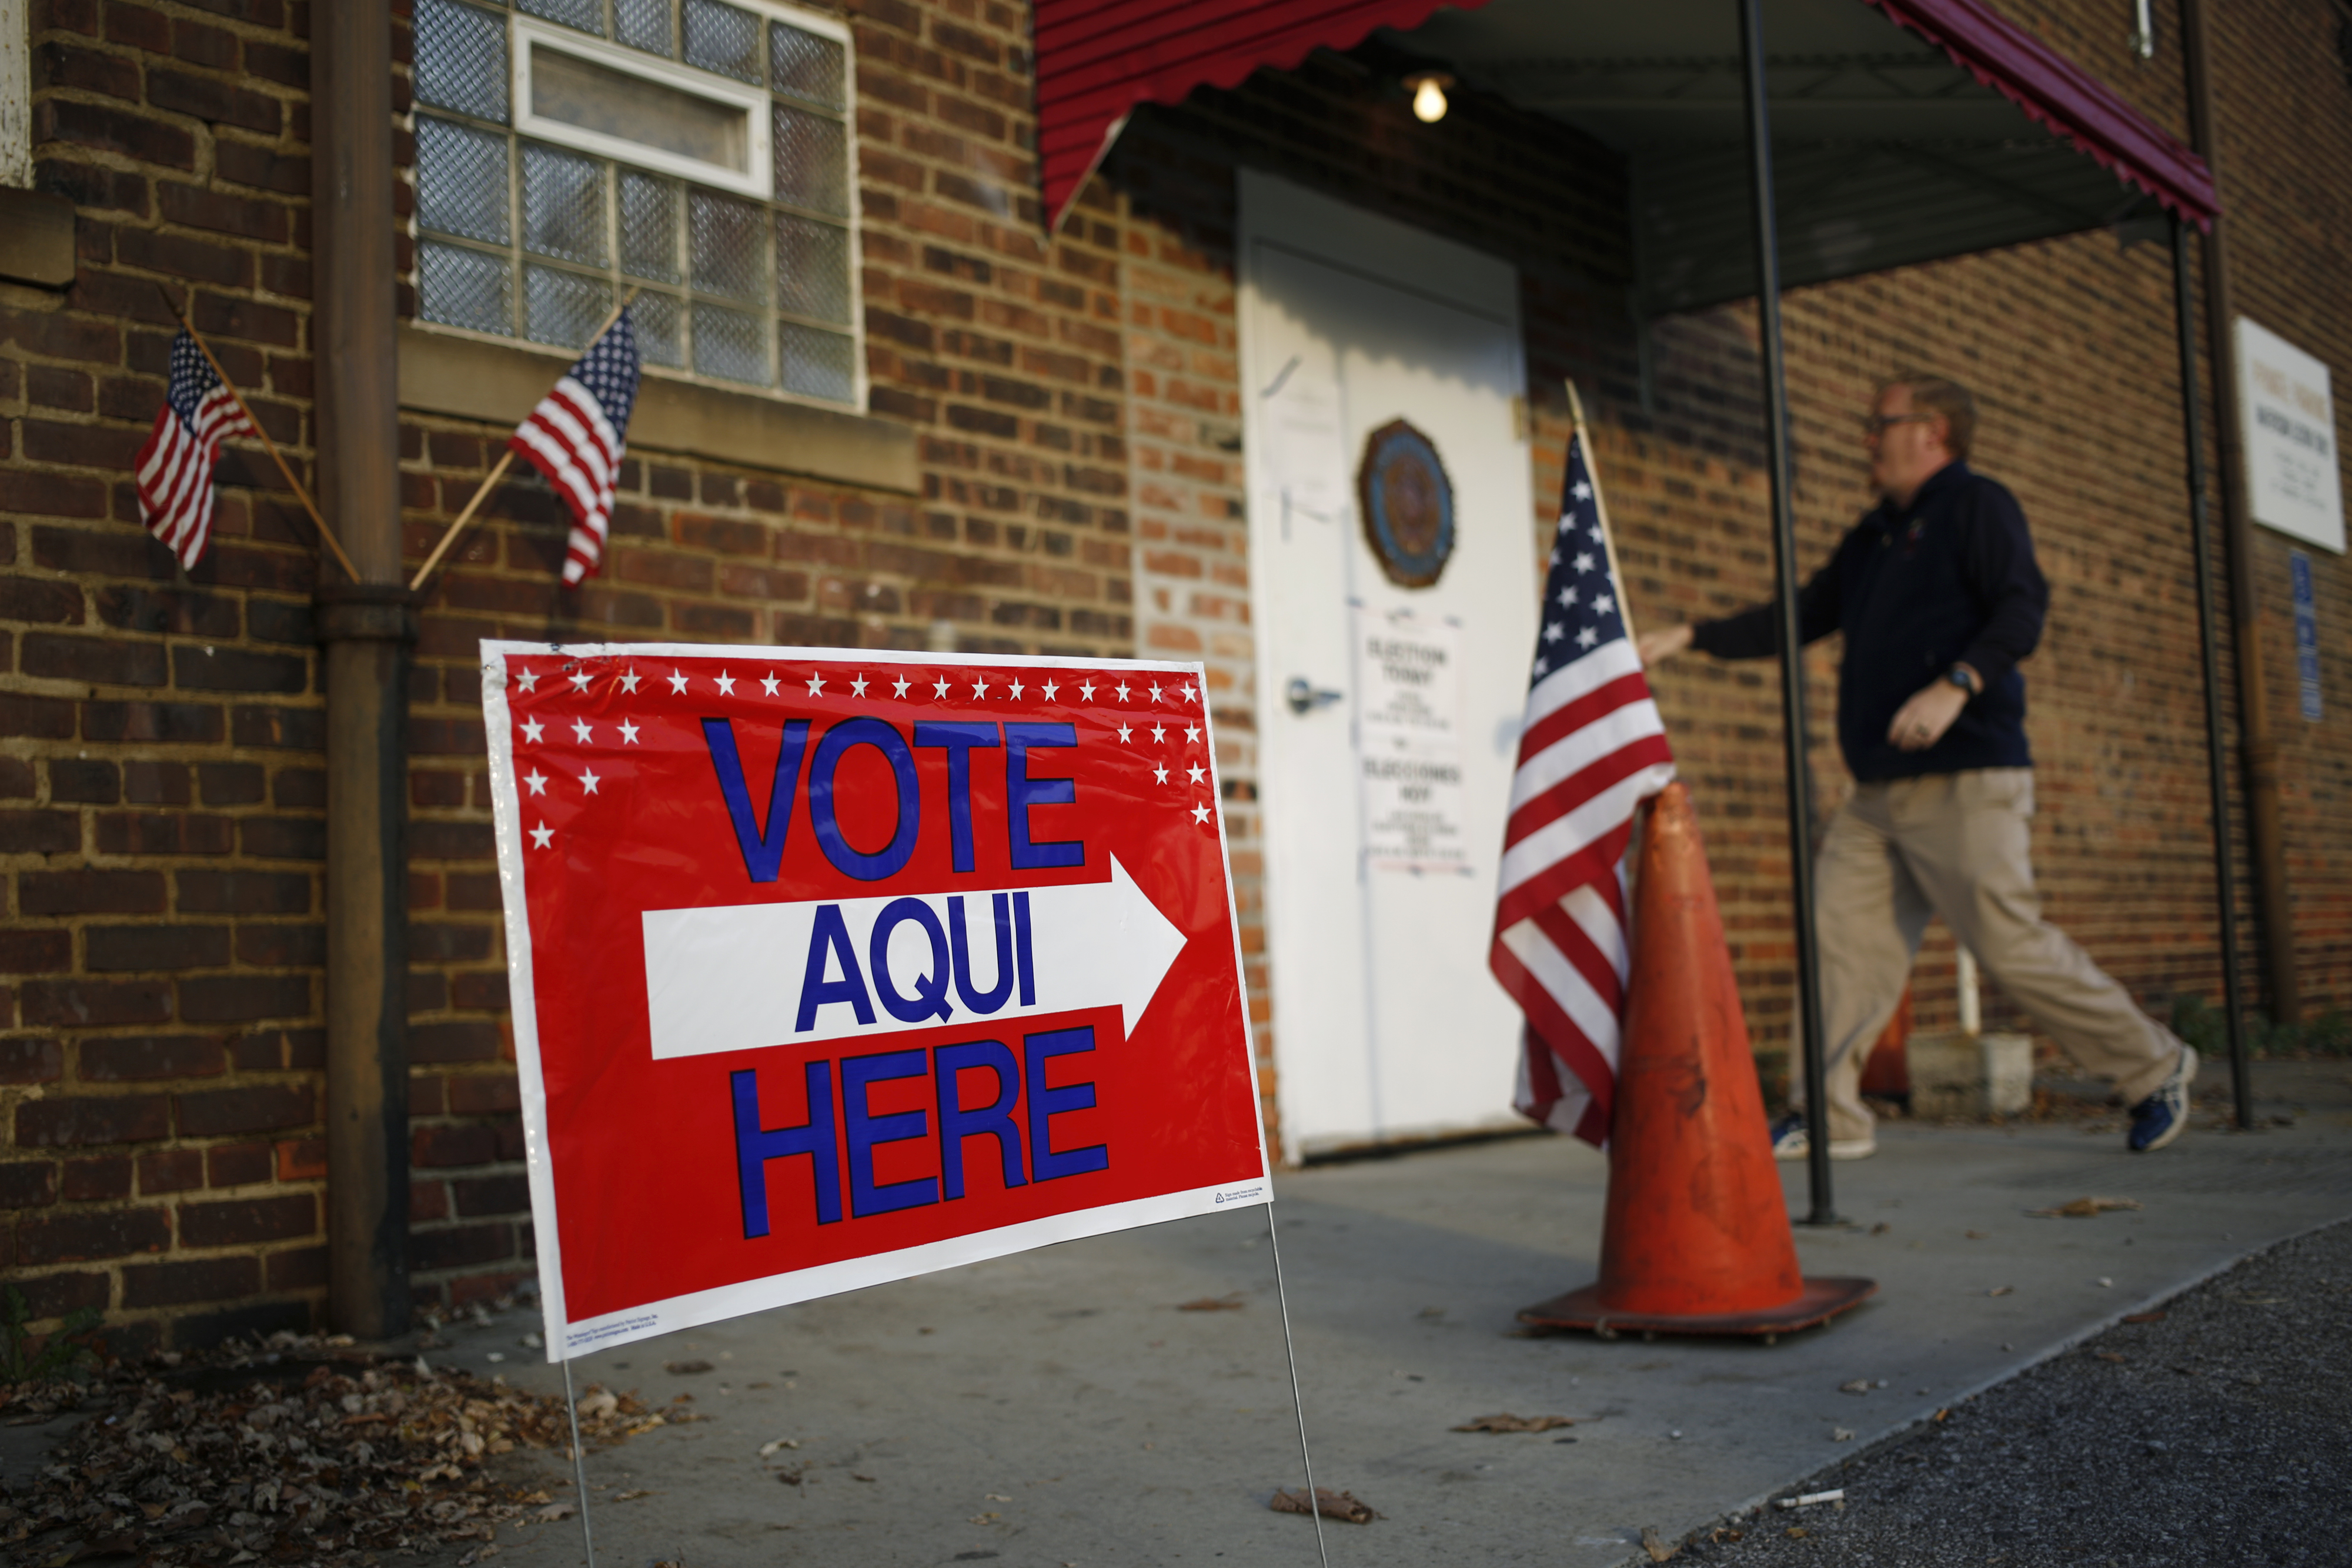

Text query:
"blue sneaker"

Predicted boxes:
[[2127, 1046, 2197, 1152], [1769, 1112, 1876, 1161]]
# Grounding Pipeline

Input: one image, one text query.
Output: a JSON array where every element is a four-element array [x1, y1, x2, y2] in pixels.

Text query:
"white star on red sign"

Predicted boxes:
[[524, 770, 547, 795], [1191, 803, 1211, 824], [515, 668, 537, 692], [1149, 683, 1164, 703], [571, 719, 593, 743], [715, 671, 736, 696], [580, 769, 601, 795], [1115, 682, 1131, 703], [1008, 678, 1024, 699], [668, 670, 689, 694], [933, 677, 951, 698], [1186, 724, 1201, 743], [619, 720, 640, 744], [1079, 681, 1096, 701], [1117, 724, 1133, 744], [972, 678, 989, 698], [530, 823, 553, 848], [619, 669, 641, 693], [1043, 680, 1059, 700], [520, 718, 544, 744], [1188, 763, 1206, 784], [851, 675, 869, 697], [893, 675, 911, 698], [1154, 764, 1170, 784], [806, 673, 826, 697], [569, 671, 591, 693], [762, 673, 781, 697]]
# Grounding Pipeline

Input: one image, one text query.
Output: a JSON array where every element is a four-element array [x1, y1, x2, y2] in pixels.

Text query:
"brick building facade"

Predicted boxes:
[[1, 0, 2346, 1350]]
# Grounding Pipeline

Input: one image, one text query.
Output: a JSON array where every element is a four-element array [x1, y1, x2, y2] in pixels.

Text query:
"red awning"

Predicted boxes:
[[1863, 0, 2215, 228], [1031, 0, 2216, 233], [1033, 0, 1492, 230]]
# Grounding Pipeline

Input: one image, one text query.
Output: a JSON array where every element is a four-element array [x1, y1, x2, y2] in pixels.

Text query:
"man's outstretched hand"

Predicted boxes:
[[1636, 623, 1694, 667], [1887, 678, 1968, 751]]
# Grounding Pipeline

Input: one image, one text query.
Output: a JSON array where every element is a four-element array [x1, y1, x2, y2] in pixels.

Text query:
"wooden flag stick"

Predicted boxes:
[[407, 287, 640, 596], [407, 449, 514, 593], [1563, 377, 1636, 642], [156, 283, 360, 583]]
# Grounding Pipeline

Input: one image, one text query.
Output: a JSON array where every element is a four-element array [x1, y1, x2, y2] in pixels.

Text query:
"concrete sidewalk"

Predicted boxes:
[[446, 1060, 2352, 1567]]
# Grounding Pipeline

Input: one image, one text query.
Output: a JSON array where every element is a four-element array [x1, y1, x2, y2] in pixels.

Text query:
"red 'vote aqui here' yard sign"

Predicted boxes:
[[483, 642, 1269, 1358]]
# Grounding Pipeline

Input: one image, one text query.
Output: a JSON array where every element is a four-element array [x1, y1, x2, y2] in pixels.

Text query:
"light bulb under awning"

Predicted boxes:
[[1406, 72, 1451, 123]]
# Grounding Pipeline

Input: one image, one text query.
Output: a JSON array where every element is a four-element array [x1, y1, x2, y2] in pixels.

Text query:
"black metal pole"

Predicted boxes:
[[2169, 216, 2254, 1128], [1736, 0, 1834, 1222]]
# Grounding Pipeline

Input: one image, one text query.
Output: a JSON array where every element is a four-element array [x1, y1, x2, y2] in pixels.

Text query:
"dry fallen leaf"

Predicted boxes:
[[1786, 1526, 1810, 1539], [2123, 1310, 2168, 1324], [1832, 1427, 1856, 1442], [1838, 1379, 1873, 1394], [613, 1489, 655, 1501], [2027, 1196, 2144, 1219], [664, 1359, 714, 1375], [1177, 1295, 1246, 1312], [1965, 1229, 1990, 1240], [1271, 1487, 1381, 1523], [1641, 1524, 1677, 1562], [758, 1437, 800, 1457], [1451, 1413, 1575, 1433], [969, 1512, 1001, 1524], [2096, 1352, 2127, 1364], [1989, 1286, 2015, 1297], [534, 1502, 577, 1523]]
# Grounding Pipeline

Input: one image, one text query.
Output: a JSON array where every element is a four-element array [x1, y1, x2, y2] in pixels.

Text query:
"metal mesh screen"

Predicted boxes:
[[633, 292, 686, 367], [770, 21, 844, 110], [414, 0, 511, 123], [619, 172, 681, 282], [775, 212, 848, 324], [420, 242, 514, 335], [517, 0, 603, 34], [616, 0, 674, 55], [781, 322, 856, 403], [417, 117, 512, 245], [693, 300, 769, 383], [683, 0, 761, 83], [772, 105, 847, 216], [526, 265, 614, 349], [523, 143, 607, 265], [414, 2, 857, 403], [689, 189, 767, 303]]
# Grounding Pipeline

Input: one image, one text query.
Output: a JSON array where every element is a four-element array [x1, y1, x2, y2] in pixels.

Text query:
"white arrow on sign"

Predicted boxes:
[[640, 854, 1190, 1060]]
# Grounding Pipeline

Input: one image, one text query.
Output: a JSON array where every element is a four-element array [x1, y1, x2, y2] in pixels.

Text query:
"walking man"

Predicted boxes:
[[1636, 374, 2197, 1158]]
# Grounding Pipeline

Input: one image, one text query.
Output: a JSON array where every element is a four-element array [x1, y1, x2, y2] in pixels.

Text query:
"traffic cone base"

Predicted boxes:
[[1519, 783, 1876, 1342], [1516, 1275, 1877, 1342]]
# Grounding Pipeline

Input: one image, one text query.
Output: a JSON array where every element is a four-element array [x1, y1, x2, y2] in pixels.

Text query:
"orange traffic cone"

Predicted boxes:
[[1518, 783, 1875, 1342]]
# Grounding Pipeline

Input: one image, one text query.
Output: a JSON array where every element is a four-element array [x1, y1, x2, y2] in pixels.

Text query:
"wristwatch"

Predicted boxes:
[[1946, 665, 1979, 697]]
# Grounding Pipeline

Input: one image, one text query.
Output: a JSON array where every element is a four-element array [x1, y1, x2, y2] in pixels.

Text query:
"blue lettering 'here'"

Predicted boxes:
[[1025, 1025, 1108, 1182], [732, 1062, 841, 1235], [935, 1038, 1025, 1200], [843, 1049, 938, 1217]]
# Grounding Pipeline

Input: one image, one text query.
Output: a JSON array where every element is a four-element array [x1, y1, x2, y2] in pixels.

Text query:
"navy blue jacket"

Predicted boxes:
[[1690, 462, 2049, 783]]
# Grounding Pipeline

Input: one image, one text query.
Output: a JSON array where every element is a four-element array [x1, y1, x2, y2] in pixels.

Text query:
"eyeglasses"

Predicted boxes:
[[1860, 412, 1938, 437]]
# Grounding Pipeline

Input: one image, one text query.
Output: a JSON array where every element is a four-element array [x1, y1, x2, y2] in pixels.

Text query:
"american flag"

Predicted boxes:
[[134, 330, 258, 570], [509, 309, 642, 586], [1489, 430, 1677, 1146]]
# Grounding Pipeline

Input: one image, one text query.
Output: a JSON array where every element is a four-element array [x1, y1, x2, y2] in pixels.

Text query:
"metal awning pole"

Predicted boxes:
[[2169, 216, 2253, 1125], [1736, 0, 1835, 1222]]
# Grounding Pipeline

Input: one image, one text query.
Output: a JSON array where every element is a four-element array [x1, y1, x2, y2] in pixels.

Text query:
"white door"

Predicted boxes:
[[1240, 172, 1538, 1162]]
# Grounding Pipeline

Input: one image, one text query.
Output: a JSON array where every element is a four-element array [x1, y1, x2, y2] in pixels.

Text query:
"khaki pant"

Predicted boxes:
[[1795, 768, 2187, 1144]]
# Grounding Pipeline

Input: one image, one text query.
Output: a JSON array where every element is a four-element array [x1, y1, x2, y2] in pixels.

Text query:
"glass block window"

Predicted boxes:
[[411, 0, 861, 407]]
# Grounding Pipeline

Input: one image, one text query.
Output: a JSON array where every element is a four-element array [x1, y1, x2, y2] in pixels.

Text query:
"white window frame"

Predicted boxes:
[[513, 18, 773, 200], [409, 0, 868, 414]]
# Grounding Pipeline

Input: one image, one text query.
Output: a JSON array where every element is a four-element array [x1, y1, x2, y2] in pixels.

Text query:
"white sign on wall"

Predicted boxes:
[[1351, 604, 1469, 874], [2235, 317, 2344, 554]]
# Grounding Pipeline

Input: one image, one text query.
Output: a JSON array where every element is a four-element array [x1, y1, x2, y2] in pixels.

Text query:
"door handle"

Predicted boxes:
[[1285, 677, 1344, 716]]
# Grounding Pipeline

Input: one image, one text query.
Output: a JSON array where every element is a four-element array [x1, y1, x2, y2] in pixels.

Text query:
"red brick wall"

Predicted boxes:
[[1, 0, 1138, 1352]]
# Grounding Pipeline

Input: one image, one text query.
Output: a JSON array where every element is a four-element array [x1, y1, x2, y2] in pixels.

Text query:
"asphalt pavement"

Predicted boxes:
[[1683, 1215, 2352, 1567]]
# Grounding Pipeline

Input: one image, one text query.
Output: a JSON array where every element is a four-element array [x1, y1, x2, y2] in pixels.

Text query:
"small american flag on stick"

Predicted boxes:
[[1489, 418, 1677, 1146], [134, 330, 260, 570], [509, 307, 642, 585]]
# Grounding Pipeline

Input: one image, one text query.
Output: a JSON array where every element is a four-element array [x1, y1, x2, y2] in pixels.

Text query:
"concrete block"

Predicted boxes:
[[1909, 1031, 2033, 1118]]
